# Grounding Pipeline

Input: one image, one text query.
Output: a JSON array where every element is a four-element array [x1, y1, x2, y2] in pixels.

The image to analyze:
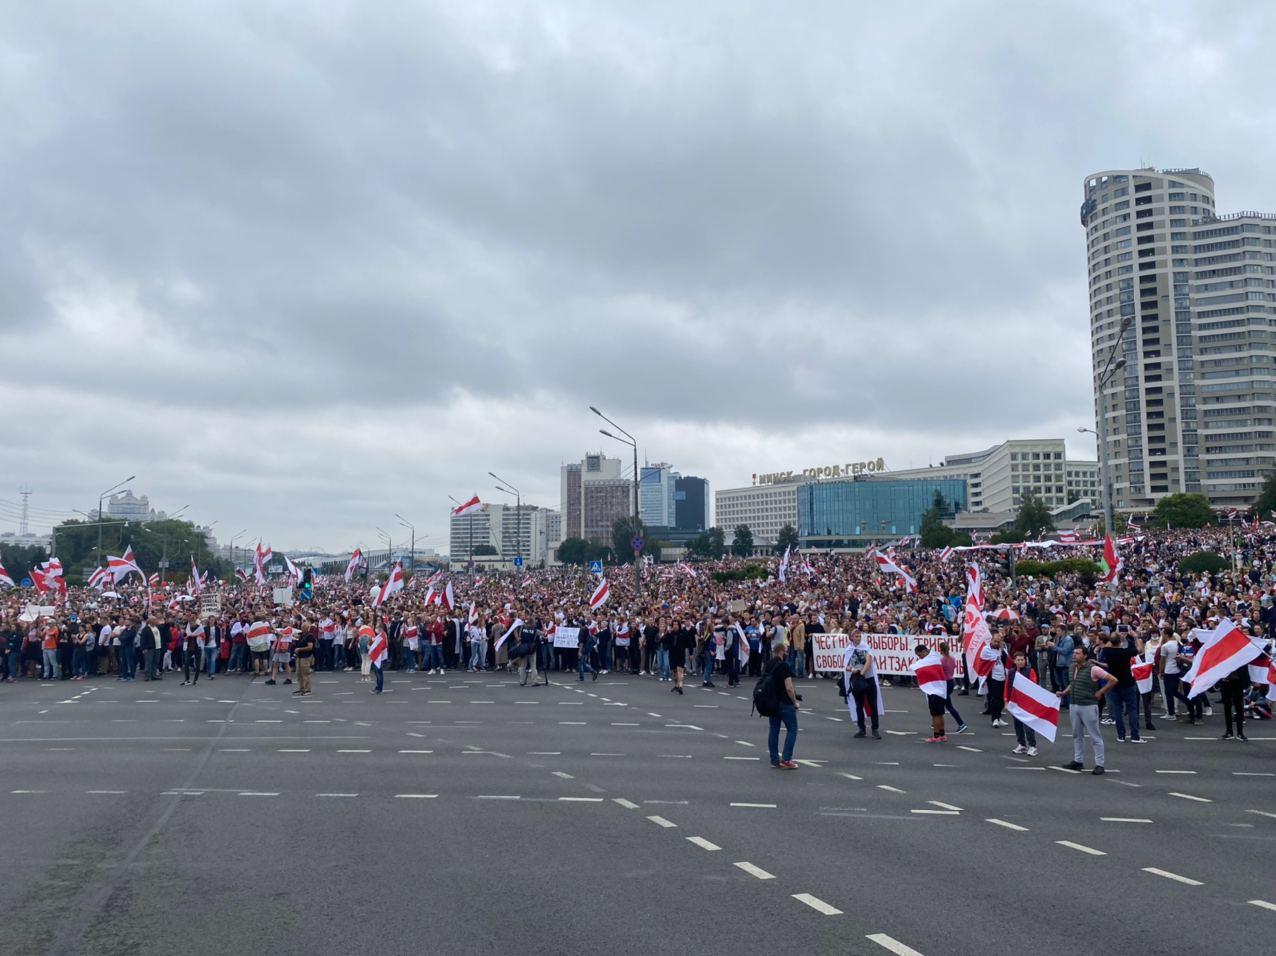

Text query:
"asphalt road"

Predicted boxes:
[[1, 667, 1272, 956]]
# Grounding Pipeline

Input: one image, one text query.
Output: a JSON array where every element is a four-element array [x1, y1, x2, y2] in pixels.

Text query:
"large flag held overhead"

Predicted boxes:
[[1183, 619, 1262, 698], [962, 595, 994, 682], [589, 577, 610, 611], [909, 650, 948, 698], [108, 546, 144, 583], [965, 563, 984, 610], [374, 561, 405, 608], [1100, 533, 1121, 585], [494, 618, 525, 652], [733, 622, 750, 670], [283, 555, 304, 585], [871, 550, 917, 593], [0, 560, 14, 589], [31, 566, 54, 593], [344, 548, 365, 583], [190, 558, 203, 596], [86, 565, 111, 589], [442, 581, 455, 612], [677, 562, 698, 578], [451, 495, 483, 516], [778, 545, 791, 583], [253, 542, 272, 585], [1005, 671, 1060, 742]]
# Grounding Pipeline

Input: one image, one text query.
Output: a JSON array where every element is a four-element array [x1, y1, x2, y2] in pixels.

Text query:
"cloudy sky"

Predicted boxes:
[[3, 0, 1275, 552]]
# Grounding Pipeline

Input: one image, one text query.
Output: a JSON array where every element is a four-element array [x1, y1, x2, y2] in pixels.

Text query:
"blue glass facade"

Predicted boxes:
[[798, 478, 967, 547]]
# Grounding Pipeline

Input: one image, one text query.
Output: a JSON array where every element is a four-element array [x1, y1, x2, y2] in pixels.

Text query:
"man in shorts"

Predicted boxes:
[[265, 622, 294, 687]]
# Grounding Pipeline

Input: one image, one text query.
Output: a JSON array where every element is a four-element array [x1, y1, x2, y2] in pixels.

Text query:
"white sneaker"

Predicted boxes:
[[1157, 713, 1171, 720], [1204, 707, 1213, 717], [1026, 746, 1038, 756], [1012, 745, 1027, 754], [1100, 718, 1115, 725]]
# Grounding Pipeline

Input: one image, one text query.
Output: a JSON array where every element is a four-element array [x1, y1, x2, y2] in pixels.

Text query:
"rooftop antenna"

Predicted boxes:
[[18, 485, 31, 536]]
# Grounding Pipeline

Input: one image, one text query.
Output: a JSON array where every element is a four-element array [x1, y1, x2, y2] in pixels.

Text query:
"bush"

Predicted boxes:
[[1014, 558, 1103, 584], [1177, 551, 1229, 575], [712, 564, 769, 584]]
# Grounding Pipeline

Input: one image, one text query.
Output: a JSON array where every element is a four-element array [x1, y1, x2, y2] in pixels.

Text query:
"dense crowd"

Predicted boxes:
[[3, 527, 1273, 768]]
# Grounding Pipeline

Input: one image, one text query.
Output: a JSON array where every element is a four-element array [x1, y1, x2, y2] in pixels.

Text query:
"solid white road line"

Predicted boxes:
[[866, 932, 925, 956], [730, 802, 776, 808], [1056, 840, 1105, 856], [1167, 792, 1212, 803], [394, 794, 438, 799], [1249, 900, 1276, 912], [792, 893, 842, 916], [734, 861, 775, 880], [612, 798, 639, 809], [1142, 867, 1202, 886], [647, 815, 677, 828], [986, 818, 1028, 831]]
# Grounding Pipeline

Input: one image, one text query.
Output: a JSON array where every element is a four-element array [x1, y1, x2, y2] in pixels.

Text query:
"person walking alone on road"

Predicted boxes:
[[294, 622, 316, 696], [577, 623, 598, 682], [181, 619, 202, 686], [1057, 645, 1115, 775], [843, 631, 881, 739], [764, 640, 800, 769], [670, 617, 696, 695]]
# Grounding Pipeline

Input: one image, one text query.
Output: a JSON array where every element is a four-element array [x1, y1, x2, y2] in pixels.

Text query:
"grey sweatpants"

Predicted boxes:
[[1070, 703, 1105, 767]]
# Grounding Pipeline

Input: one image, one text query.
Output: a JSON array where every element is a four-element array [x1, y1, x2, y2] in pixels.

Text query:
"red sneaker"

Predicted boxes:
[[778, 760, 799, 770], [924, 736, 942, 743]]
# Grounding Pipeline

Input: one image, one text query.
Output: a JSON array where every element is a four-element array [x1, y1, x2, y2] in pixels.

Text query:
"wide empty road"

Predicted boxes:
[[1, 669, 1272, 955]]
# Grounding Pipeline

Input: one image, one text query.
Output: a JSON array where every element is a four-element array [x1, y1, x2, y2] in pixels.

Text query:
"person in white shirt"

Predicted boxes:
[[1158, 632, 1182, 719]]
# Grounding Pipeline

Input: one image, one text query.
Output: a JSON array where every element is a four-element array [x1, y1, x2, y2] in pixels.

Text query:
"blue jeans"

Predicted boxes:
[[1110, 684, 1140, 740], [424, 645, 444, 671], [767, 704, 799, 765], [1161, 674, 1180, 716], [578, 647, 597, 680], [72, 646, 87, 677], [206, 646, 218, 676], [6, 652, 18, 679], [120, 645, 136, 679], [1053, 666, 1071, 703], [791, 649, 806, 678], [656, 647, 671, 680], [470, 642, 485, 670], [374, 664, 384, 692]]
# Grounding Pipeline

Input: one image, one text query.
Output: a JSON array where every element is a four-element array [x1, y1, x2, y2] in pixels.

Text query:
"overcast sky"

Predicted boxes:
[[3, 0, 1275, 553]]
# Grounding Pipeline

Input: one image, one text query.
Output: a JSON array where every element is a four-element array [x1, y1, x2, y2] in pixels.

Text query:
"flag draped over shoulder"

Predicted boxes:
[[910, 650, 947, 698]]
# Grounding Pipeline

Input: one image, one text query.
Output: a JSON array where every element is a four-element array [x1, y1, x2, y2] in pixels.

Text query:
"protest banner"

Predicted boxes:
[[552, 626, 581, 649], [272, 587, 295, 607], [812, 632, 966, 678]]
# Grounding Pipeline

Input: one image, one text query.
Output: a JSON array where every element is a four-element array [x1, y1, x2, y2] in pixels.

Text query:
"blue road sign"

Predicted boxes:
[[20, 578, 32, 588], [631, 536, 645, 553], [588, 560, 604, 574], [513, 556, 524, 568]]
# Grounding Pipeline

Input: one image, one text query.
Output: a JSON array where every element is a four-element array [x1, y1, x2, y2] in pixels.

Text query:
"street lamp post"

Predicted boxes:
[[375, 527, 392, 572], [489, 474, 522, 569], [591, 405, 641, 598], [229, 528, 248, 574], [1083, 313, 1131, 537], [96, 475, 135, 566], [395, 514, 415, 572]]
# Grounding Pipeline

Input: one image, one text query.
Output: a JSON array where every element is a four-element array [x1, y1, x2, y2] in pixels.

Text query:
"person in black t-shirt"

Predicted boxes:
[[1099, 635, 1144, 744], [764, 641, 800, 769]]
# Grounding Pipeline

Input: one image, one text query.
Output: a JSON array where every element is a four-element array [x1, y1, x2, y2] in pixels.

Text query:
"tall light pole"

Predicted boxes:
[[1086, 311, 1133, 536], [395, 513, 415, 571], [489, 474, 522, 569], [375, 527, 392, 571], [148, 504, 189, 583], [229, 528, 248, 573], [97, 474, 135, 566], [591, 405, 641, 597]]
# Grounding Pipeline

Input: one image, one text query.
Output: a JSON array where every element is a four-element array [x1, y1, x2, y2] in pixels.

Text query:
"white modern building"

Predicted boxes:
[[639, 462, 676, 528], [1082, 167, 1276, 510], [714, 481, 801, 548], [449, 503, 556, 566], [876, 439, 1099, 513]]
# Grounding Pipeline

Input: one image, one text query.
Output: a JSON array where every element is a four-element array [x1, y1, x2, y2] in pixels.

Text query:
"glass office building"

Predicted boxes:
[[798, 478, 966, 550]]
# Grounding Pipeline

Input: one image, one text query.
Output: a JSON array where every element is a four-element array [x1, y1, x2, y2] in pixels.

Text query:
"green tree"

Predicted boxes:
[[555, 538, 589, 565], [708, 527, 726, 559], [0, 542, 49, 581], [1013, 493, 1055, 539], [472, 544, 499, 556], [1151, 493, 1214, 529], [1255, 474, 1276, 518], [611, 516, 649, 565], [774, 523, 799, 554], [51, 518, 227, 582], [731, 524, 754, 557]]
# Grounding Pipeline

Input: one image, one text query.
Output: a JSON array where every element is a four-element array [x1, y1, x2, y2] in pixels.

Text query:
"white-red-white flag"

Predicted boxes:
[[965, 563, 984, 610], [677, 562, 698, 578], [1100, 533, 1121, 585], [871, 550, 917, 593], [909, 650, 947, 698], [962, 596, 994, 682], [0, 560, 13, 589], [938, 546, 954, 562], [467, 602, 479, 626], [1183, 619, 1261, 698], [733, 622, 750, 670], [494, 618, 524, 652], [374, 561, 405, 608], [344, 548, 364, 583], [1006, 670, 1060, 742], [451, 495, 483, 516], [1131, 656, 1154, 695], [1247, 650, 1271, 687], [283, 555, 303, 585], [30, 566, 54, 594], [190, 558, 203, 596], [1057, 530, 1079, 544], [443, 581, 455, 612], [589, 578, 610, 611], [108, 546, 144, 584], [234, 568, 249, 583], [778, 546, 791, 583], [368, 629, 388, 669]]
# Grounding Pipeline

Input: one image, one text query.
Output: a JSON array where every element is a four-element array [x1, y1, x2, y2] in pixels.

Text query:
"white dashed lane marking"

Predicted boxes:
[[238, 792, 279, 797], [838, 772, 864, 781], [1056, 840, 1105, 856], [316, 793, 358, 798], [876, 785, 906, 794], [792, 893, 842, 916], [1102, 817, 1153, 824], [1154, 769, 1197, 775], [734, 861, 775, 880], [928, 801, 963, 811], [646, 815, 677, 828], [612, 798, 639, 809], [1142, 867, 1202, 886], [1249, 900, 1276, 912], [730, 802, 775, 809], [866, 932, 925, 956], [1168, 792, 1212, 803], [986, 819, 1028, 831], [559, 797, 604, 803], [394, 794, 438, 799], [1247, 810, 1276, 820]]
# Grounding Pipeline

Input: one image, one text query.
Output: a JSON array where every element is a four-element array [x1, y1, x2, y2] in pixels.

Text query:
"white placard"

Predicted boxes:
[[552, 626, 581, 649], [272, 587, 295, 607]]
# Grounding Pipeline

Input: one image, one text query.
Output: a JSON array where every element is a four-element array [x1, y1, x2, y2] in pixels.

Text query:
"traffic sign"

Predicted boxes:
[[513, 556, 524, 568], [588, 560, 604, 574], [631, 536, 645, 553]]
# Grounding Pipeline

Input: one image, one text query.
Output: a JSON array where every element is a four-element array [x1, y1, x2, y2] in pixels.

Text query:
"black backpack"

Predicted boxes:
[[751, 660, 780, 718]]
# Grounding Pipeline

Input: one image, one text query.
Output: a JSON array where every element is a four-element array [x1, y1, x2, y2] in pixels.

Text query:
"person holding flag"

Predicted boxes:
[[910, 643, 950, 743], [1057, 645, 1116, 775], [367, 619, 388, 693], [1005, 650, 1041, 756]]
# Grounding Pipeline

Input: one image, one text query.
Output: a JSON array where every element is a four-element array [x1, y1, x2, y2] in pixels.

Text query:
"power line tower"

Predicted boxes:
[[18, 485, 32, 536]]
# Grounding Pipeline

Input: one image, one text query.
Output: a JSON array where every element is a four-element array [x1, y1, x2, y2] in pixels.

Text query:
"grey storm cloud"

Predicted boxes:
[[3, 0, 1275, 548]]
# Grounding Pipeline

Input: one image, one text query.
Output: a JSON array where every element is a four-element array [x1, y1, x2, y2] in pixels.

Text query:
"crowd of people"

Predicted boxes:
[[3, 525, 1273, 770]]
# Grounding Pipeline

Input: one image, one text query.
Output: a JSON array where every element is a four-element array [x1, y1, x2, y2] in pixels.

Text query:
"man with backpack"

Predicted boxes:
[[755, 639, 800, 769]]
